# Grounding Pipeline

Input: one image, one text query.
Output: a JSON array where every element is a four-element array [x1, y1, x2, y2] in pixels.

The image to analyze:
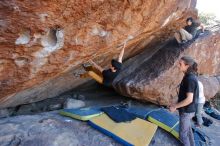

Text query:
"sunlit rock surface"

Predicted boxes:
[[0, 0, 197, 108]]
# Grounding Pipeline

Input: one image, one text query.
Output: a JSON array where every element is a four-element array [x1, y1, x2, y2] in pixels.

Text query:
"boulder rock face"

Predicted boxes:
[[199, 75, 220, 100], [113, 29, 220, 105], [0, 0, 197, 108]]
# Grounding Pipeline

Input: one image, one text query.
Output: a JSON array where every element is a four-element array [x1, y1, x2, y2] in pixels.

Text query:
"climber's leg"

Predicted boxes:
[[87, 71, 103, 84], [81, 65, 103, 84], [174, 32, 182, 43], [179, 28, 193, 41]]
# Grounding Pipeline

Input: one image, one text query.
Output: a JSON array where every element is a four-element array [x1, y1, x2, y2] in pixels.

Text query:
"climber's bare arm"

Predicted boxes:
[[89, 60, 104, 72], [200, 23, 205, 32], [118, 46, 125, 63]]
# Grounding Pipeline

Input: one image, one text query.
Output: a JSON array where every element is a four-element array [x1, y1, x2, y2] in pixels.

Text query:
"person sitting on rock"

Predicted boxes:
[[80, 46, 124, 88], [174, 17, 205, 44]]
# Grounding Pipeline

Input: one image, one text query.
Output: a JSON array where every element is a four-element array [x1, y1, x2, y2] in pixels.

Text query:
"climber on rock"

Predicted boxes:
[[174, 17, 205, 45], [80, 46, 124, 88]]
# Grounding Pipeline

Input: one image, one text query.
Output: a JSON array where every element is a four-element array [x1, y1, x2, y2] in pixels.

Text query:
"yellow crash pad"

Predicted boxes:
[[89, 113, 158, 146]]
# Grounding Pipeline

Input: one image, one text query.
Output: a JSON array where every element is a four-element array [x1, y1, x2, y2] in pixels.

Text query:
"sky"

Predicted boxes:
[[196, 0, 220, 20]]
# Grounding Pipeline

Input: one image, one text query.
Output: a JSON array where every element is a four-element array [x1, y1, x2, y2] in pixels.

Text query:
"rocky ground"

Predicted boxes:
[[0, 81, 219, 146], [0, 111, 182, 146]]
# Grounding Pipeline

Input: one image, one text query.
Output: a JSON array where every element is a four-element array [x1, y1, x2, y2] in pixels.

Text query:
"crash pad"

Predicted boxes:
[[59, 107, 103, 121], [147, 108, 180, 139], [88, 113, 157, 146]]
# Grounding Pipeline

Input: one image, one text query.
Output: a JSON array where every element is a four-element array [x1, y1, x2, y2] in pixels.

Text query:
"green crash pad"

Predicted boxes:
[[147, 108, 179, 139]]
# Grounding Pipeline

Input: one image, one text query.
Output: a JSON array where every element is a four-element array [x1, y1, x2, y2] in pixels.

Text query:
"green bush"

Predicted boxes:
[[199, 12, 218, 26]]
